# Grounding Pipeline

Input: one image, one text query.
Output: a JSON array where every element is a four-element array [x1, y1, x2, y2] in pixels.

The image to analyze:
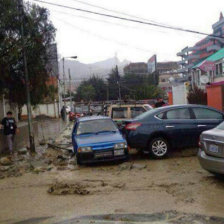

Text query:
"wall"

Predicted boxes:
[[207, 85, 223, 111], [0, 122, 38, 153], [172, 83, 188, 105], [22, 103, 60, 118]]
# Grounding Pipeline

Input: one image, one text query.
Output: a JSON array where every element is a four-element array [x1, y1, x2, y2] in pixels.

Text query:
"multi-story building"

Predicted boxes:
[[123, 62, 148, 75], [177, 12, 224, 78]]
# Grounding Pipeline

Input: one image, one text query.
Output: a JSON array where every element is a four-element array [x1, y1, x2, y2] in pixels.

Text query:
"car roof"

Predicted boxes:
[[77, 116, 111, 122], [152, 104, 223, 113]]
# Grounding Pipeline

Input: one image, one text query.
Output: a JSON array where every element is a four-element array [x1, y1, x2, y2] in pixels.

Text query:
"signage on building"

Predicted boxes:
[[199, 61, 215, 72], [147, 55, 157, 73]]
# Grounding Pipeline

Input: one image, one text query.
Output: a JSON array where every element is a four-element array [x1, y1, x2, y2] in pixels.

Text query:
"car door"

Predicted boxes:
[[163, 108, 198, 148], [191, 107, 224, 138]]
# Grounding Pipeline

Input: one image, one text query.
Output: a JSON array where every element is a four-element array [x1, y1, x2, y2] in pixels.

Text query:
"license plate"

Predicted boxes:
[[209, 144, 219, 153], [114, 149, 124, 156], [95, 151, 113, 158]]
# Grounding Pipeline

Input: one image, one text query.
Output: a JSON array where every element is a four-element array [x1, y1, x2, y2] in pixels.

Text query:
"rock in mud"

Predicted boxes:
[[0, 157, 12, 166], [17, 147, 27, 155], [0, 166, 11, 172], [131, 163, 147, 170], [48, 182, 90, 195]]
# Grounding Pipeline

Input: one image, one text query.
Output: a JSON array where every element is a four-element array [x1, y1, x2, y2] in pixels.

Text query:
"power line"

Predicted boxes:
[[66, 0, 170, 27], [32, 0, 224, 39], [50, 8, 167, 34], [54, 16, 156, 53]]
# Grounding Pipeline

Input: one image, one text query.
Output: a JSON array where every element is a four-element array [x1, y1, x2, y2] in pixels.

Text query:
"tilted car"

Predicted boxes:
[[72, 116, 128, 165], [124, 104, 224, 159], [198, 121, 224, 175]]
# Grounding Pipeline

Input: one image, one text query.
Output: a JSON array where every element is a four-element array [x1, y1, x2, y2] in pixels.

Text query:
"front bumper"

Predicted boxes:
[[77, 149, 129, 164], [198, 149, 224, 175]]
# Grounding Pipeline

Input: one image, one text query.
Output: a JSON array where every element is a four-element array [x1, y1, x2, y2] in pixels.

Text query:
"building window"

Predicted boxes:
[[215, 63, 223, 76]]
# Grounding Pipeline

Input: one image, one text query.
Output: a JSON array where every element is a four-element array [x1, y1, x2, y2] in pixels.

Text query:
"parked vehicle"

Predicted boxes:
[[198, 121, 224, 175], [72, 116, 128, 165], [107, 104, 152, 123], [124, 104, 224, 159]]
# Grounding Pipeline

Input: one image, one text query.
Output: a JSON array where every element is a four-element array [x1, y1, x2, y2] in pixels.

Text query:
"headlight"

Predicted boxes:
[[114, 142, 127, 149], [78, 146, 92, 153]]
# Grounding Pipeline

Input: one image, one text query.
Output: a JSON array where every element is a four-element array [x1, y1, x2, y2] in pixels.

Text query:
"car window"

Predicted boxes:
[[112, 107, 128, 119], [156, 112, 165, 119], [131, 107, 146, 118], [77, 119, 117, 135], [192, 108, 223, 119], [216, 121, 224, 130], [166, 108, 191, 119]]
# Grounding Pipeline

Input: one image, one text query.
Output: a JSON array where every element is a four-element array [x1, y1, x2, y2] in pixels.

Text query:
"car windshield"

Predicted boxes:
[[216, 121, 224, 130], [76, 119, 118, 135]]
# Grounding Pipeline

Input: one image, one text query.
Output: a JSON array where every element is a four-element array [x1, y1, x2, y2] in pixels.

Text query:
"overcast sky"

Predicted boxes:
[[30, 0, 224, 64]]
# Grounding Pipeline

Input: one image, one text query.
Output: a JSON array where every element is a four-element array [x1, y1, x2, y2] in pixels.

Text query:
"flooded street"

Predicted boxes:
[[0, 125, 224, 223]]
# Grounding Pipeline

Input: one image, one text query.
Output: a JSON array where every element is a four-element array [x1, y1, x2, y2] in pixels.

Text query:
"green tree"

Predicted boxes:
[[87, 76, 107, 101], [0, 0, 56, 108], [76, 83, 96, 101], [107, 66, 121, 100]]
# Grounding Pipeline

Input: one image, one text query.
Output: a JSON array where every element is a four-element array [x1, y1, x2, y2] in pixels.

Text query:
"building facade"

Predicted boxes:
[[177, 13, 224, 78]]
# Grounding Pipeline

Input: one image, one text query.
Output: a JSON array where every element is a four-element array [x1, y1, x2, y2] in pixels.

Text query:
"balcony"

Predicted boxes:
[[188, 46, 200, 51], [207, 45, 221, 52], [186, 54, 200, 60], [208, 36, 224, 43], [177, 52, 186, 57], [177, 68, 188, 73], [177, 60, 187, 66]]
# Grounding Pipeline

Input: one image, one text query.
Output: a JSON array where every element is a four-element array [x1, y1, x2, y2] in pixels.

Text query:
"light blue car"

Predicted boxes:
[[72, 116, 129, 165]]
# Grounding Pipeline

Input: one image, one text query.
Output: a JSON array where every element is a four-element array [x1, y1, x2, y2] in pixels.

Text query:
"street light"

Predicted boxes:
[[62, 56, 78, 106]]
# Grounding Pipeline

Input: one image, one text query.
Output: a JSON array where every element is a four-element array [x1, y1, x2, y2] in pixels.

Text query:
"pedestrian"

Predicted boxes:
[[0, 111, 18, 154], [155, 98, 166, 108]]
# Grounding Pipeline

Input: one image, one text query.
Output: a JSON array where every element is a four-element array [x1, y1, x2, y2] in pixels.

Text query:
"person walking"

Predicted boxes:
[[0, 111, 18, 154]]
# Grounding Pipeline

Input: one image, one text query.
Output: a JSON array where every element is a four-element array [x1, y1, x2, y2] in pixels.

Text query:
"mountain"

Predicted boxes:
[[58, 57, 130, 83]]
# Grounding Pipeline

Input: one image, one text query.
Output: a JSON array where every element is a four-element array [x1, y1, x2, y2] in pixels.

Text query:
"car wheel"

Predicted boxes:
[[149, 137, 169, 159]]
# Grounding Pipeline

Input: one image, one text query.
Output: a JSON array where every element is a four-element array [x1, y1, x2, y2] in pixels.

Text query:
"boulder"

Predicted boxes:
[[0, 157, 12, 166]]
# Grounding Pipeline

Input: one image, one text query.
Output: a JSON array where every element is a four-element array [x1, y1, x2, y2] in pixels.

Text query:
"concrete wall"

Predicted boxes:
[[22, 103, 60, 118], [172, 83, 188, 105], [0, 122, 38, 153]]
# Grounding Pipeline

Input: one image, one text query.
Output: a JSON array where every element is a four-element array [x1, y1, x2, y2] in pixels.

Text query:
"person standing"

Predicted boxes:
[[0, 111, 18, 154], [155, 98, 166, 108]]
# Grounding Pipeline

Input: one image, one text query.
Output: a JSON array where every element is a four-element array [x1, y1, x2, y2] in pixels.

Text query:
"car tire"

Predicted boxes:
[[149, 137, 169, 159]]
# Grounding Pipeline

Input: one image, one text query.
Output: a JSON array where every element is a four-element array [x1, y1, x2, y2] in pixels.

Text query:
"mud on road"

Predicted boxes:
[[0, 125, 224, 223]]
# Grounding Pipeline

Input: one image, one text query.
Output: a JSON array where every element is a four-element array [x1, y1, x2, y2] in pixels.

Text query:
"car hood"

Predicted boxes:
[[75, 132, 125, 149]]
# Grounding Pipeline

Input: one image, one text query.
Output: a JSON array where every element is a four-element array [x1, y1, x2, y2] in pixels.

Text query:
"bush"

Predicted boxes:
[[187, 86, 207, 105]]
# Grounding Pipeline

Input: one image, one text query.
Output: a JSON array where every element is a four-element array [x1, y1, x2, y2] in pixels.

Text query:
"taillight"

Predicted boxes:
[[125, 122, 142, 131]]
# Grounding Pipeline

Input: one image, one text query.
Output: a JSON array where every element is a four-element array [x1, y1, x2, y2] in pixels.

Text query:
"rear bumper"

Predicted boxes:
[[77, 149, 129, 164], [198, 149, 224, 174]]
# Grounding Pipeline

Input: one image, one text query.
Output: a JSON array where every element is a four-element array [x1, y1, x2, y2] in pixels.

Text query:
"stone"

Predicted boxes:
[[0, 166, 11, 172], [0, 157, 12, 166], [131, 163, 147, 170], [17, 147, 27, 155]]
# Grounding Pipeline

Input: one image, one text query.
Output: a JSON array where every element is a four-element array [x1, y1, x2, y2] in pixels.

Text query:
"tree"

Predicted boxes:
[[187, 86, 207, 105], [0, 0, 56, 109], [107, 66, 121, 100], [75, 76, 107, 101], [76, 84, 96, 101], [86, 76, 107, 101]]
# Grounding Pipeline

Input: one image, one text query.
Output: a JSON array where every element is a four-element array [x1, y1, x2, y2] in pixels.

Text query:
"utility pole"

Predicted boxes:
[[62, 57, 66, 106], [18, 0, 35, 152], [68, 69, 72, 109]]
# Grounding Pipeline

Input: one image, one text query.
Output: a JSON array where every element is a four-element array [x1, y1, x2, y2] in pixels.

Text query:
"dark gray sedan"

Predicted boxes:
[[198, 122, 224, 175]]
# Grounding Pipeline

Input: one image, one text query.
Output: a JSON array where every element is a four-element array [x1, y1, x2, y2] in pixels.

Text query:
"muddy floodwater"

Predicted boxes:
[[0, 125, 224, 223]]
